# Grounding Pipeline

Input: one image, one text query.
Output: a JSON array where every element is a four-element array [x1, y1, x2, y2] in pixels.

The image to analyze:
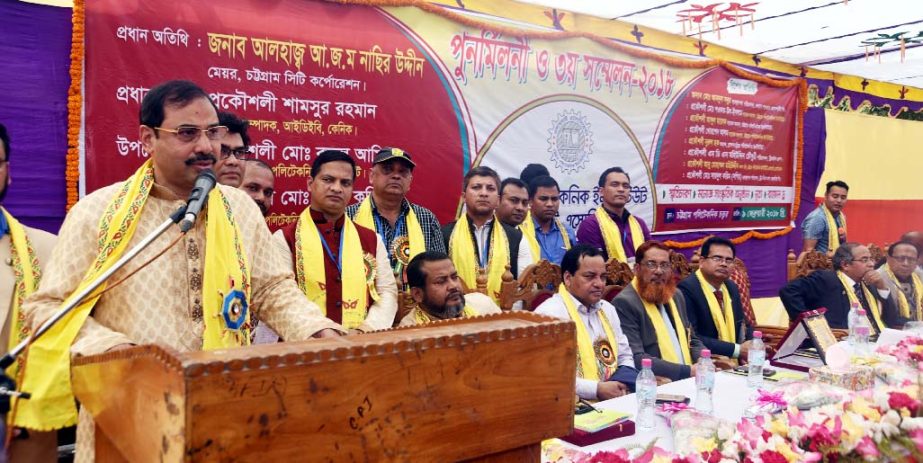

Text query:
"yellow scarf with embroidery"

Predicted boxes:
[[520, 214, 571, 262], [596, 207, 644, 263], [16, 160, 250, 431], [1, 208, 40, 385], [294, 210, 374, 329], [837, 271, 884, 333], [412, 305, 477, 325], [558, 284, 618, 381], [353, 196, 425, 265], [448, 214, 509, 301], [694, 269, 735, 343], [883, 264, 923, 321], [631, 279, 692, 365], [821, 205, 846, 251]]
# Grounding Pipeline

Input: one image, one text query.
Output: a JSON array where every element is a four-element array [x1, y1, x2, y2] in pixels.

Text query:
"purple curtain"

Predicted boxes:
[[0, 0, 72, 233]]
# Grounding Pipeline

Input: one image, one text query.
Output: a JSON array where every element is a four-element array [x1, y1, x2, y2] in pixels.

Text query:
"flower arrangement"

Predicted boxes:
[[876, 336, 923, 366], [543, 382, 923, 462]]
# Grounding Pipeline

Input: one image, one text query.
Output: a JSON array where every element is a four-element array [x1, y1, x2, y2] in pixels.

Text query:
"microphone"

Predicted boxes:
[[179, 169, 217, 232]]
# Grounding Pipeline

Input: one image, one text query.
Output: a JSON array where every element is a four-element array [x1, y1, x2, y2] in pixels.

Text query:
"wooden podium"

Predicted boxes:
[[71, 312, 576, 462]]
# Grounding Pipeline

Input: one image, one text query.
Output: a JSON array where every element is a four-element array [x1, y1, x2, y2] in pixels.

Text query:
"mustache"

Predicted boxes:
[[637, 277, 677, 305], [184, 153, 217, 166]]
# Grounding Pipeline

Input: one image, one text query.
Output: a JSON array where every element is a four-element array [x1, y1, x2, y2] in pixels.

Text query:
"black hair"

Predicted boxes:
[[825, 180, 849, 194], [598, 167, 630, 188], [500, 177, 527, 197], [139, 80, 216, 130], [832, 243, 861, 271], [218, 111, 251, 147], [463, 165, 500, 191], [519, 163, 550, 184], [311, 150, 356, 180], [701, 236, 736, 258], [407, 251, 452, 289], [888, 239, 920, 257], [0, 122, 9, 161], [527, 175, 559, 199], [560, 245, 605, 277]]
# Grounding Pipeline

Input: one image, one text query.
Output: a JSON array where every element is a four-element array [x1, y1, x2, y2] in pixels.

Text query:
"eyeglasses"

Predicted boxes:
[[851, 257, 872, 263], [705, 255, 736, 266], [891, 256, 918, 265], [220, 145, 250, 160], [641, 261, 672, 272], [153, 125, 228, 143]]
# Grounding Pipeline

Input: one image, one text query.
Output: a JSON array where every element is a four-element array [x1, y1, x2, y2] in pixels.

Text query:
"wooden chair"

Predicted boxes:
[[394, 287, 417, 327], [604, 258, 633, 301], [497, 260, 562, 311], [670, 252, 695, 282], [869, 242, 887, 268], [786, 249, 832, 281]]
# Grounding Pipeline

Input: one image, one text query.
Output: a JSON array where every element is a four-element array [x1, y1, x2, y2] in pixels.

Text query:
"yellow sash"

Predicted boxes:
[[294, 210, 371, 329], [558, 284, 618, 381], [821, 205, 846, 251], [447, 215, 509, 301], [520, 215, 571, 262], [631, 279, 692, 365], [694, 269, 735, 343], [883, 264, 923, 321], [1, 208, 40, 384], [16, 160, 250, 430], [353, 196, 425, 265], [596, 207, 645, 263], [837, 271, 884, 332], [412, 305, 477, 325]]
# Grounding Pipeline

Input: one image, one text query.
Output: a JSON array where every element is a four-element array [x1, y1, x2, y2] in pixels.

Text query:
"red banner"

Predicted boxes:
[[85, 0, 472, 227]]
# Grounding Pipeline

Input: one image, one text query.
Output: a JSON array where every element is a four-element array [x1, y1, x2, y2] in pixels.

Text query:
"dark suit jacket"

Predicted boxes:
[[612, 284, 705, 381], [779, 270, 898, 332], [677, 275, 751, 358], [442, 217, 523, 277]]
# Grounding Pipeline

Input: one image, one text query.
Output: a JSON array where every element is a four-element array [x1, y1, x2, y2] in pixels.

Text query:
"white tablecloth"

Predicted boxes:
[[554, 369, 806, 453]]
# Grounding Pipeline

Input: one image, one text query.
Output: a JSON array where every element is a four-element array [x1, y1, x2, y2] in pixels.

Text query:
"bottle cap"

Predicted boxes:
[[858, 309, 866, 316], [641, 358, 652, 368], [753, 331, 763, 339], [701, 349, 711, 358]]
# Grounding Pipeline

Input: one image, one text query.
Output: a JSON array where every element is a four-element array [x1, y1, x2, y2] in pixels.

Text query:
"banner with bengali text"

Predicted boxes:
[[83, 0, 799, 233]]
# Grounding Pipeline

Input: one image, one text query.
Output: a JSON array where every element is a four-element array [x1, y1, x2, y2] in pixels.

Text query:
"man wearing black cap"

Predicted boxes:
[[346, 147, 445, 277]]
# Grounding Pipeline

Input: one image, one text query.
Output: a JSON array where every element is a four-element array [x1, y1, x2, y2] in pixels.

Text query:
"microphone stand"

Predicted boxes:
[[0, 204, 188, 450]]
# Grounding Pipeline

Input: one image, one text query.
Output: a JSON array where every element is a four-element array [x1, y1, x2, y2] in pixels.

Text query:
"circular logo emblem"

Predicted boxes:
[[548, 110, 593, 174]]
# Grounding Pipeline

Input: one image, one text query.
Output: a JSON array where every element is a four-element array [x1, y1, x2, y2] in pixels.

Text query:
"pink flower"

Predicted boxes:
[[758, 450, 788, 463], [888, 391, 921, 414], [854, 436, 879, 459], [804, 422, 839, 452], [909, 429, 923, 452], [587, 449, 631, 463], [700, 449, 722, 463]]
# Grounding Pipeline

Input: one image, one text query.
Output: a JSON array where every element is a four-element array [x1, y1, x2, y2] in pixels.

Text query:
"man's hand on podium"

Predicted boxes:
[[596, 381, 628, 400]]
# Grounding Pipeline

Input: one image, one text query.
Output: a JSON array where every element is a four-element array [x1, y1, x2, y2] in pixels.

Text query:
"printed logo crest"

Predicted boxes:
[[548, 109, 593, 174]]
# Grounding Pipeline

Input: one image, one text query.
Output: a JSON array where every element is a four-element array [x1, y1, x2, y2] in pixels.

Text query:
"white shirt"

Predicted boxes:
[[659, 304, 686, 366], [841, 272, 890, 300], [535, 292, 634, 400]]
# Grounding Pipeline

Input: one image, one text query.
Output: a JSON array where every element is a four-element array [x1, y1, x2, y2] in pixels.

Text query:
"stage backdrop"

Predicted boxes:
[[83, 0, 802, 235]]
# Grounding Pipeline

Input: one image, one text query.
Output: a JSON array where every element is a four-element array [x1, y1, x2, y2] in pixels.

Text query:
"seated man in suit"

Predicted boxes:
[[678, 237, 754, 361], [535, 245, 636, 400], [399, 251, 500, 326], [780, 242, 898, 333], [878, 240, 922, 324], [612, 240, 704, 381]]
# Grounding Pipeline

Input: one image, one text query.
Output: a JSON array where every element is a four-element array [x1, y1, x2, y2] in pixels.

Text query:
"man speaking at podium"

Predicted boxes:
[[17, 80, 342, 462]]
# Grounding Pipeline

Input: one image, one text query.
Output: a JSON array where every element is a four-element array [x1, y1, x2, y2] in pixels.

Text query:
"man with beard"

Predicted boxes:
[[496, 177, 529, 228], [678, 237, 754, 361], [878, 240, 922, 323], [801, 180, 848, 254], [19, 81, 342, 462], [346, 147, 444, 276], [442, 166, 533, 302], [398, 251, 500, 326], [780, 243, 895, 332], [0, 123, 58, 462], [521, 175, 574, 265], [577, 167, 651, 264], [535, 245, 635, 400], [276, 150, 397, 332], [213, 111, 249, 187], [239, 159, 274, 217], [612, 241, 704, 381]]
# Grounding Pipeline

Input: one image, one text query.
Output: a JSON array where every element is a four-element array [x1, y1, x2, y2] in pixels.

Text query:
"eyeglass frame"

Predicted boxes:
[[219, 144, 250, 161], [640, 260, 673, 272], [151, 125, 229, 143], [890, 255, 918, 265], [704, 255, 736, 266], [850, 256, 873, 264]]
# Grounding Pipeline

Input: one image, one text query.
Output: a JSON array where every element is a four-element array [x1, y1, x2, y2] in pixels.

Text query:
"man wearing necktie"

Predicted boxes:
[[781, 243, 900, 332]]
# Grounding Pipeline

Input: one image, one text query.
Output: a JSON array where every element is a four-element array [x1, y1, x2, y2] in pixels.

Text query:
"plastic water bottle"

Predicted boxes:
[[635, 358, 657, 431], [695, 349, 715, 415], [847, 301, 861, 346], [747, 331, 766, 389], [853, 309, 871, 357]]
